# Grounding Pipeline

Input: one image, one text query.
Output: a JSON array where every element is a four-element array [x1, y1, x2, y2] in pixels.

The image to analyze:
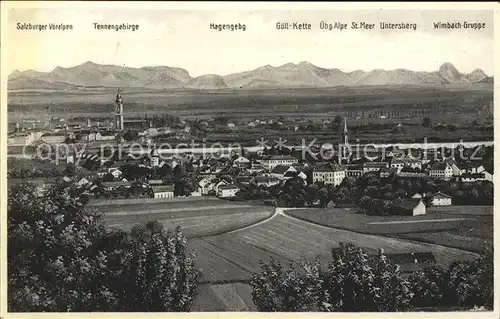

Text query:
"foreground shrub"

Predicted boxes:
[[251, 243, 413, 312], [252, 243, 494, 312], [8, 182, 200, 312]]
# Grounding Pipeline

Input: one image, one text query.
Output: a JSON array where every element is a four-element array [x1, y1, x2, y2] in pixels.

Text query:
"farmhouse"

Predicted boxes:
[[430, 191, 452, 206], [262, 155, 298, 170], [392, 198, 426, 216], [217, 184, 240, 198], [152, 185, 174, 199]]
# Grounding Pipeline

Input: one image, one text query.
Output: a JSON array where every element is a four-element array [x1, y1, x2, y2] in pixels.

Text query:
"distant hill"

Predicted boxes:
[[8, 61, 491, 90], [188, 74, 227, 89]]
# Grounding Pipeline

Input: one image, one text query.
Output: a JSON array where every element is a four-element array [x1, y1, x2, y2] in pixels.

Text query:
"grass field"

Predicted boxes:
[[189, 214, 479, 283], [286, 206, 493, 253], [95, 198, 275, 238]]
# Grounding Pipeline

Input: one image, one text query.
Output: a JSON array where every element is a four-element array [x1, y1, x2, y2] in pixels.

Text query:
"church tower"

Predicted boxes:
[[115, 90, 124, 131], [151, 144, 159, 167], [339, 117, 350, 164]]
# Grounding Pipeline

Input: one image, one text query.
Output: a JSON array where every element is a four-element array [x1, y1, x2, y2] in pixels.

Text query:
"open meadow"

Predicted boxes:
[[287, 206, 493, 254], [91, 197, 275, 238]]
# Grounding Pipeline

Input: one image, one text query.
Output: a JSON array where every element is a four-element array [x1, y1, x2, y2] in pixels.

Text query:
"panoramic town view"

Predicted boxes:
[[5, 5, 495, 314]]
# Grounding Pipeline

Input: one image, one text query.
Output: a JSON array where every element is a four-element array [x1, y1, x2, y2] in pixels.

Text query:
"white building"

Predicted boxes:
[[313, 165, 346, 186], [363, 162, 389, 173], [270, 165, 296, 180], [41, 133, 66, 144], [262, 155, 298, 170], [217, 184, 240, 198], [429, 162, 453, 180], [430, 192, 452, 206], [199, 178, 214, 195], [233, 156, 250, 167], [390, 158, 422, 173], [152, 185, 174, 199]]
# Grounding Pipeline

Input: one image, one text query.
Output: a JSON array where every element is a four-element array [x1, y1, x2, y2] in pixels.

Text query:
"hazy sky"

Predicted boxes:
[[5, 6, 494, 76]]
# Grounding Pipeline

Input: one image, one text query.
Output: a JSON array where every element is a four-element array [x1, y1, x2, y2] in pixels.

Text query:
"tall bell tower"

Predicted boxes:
[[339, 117, 350, 164], [115, 89, 124, 131]]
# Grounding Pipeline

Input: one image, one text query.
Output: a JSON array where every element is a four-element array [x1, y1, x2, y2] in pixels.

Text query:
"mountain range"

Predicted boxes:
[[8, 61, 493, 90]]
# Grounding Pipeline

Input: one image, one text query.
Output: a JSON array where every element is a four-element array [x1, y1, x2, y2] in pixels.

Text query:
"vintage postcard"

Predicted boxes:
[[0, 1, 498, 317]]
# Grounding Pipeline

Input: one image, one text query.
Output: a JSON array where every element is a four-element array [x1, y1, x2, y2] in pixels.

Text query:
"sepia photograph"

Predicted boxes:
[[1, 2, 497, 315]]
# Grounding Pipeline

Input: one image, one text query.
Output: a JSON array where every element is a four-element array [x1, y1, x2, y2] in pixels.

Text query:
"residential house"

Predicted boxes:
[[380, 167, 398, 178], [109, 168, 123, 179], [248, 163, 266, 174], [235, 176, 253, 186], [444, 158, 462, 176], [392, 198, 426, 216], [77, 177, 90, 187], [430, 191, 452, 206], [198, 178, 214, 195], [363, 162, 389, 173], [270, 165, 296, 180], [217, 184, 240, 198], [41, 132, 66, 144], [96, 168, 109, 178], [152, 185, 174, 199], [460, 162, 485, 175], [148, 179, 164, 186], [411, 193, 423, 199], [250, 176, 281, 188], [345, 164, 363, 178], [460, 172, 493, 183], [429, 162, 453, 180], [101, 181, 132, 191], [214, 180, 230, 194], [398, 172, 429, 179], [313, 164, 346, 186], [390, 158, 422, 174], [261, 155, 298, 170], [233, 156, 250, 168]]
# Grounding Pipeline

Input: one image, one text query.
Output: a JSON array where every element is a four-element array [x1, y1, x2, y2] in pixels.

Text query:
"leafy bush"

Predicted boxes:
[[409, 253, 493, 310], [409, 266, 449, 307], [447, 253, 493, 309], [252, 243, 494, 312], [251, 243, 413, 312], [8, 181, 200, 312]]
